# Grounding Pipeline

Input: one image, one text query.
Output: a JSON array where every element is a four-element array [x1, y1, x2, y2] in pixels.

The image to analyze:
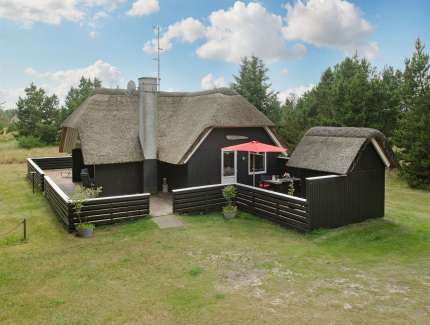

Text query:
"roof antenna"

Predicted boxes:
[[153, 25, 162, 91]]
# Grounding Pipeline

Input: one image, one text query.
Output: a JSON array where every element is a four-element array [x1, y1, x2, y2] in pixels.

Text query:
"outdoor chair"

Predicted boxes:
[[259, 175, 272, 189]]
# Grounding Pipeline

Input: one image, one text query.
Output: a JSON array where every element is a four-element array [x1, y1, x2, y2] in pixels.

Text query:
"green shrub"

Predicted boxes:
[[223, 185, 236, 207], [17, 136, 45, 149]]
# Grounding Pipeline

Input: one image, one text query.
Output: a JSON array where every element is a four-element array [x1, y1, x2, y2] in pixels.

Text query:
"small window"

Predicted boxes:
[[248, 152, 266, 174]]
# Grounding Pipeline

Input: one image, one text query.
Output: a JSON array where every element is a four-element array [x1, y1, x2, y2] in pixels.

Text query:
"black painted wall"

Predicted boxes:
[[158, 161, 188, 191], [187, 127, 284, 187], [72, 149, 84, 182], [305, 142, 386, 229], [75, 127, 284, 195], [93, 162, 143, 196]]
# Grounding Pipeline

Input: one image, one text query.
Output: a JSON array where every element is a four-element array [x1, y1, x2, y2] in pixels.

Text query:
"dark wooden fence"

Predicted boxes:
[[29, 157, 150, 231], [172, 184, 226, 214], [172, 172, 384, 232], [69, 193, 150, 228], [306, 171, 384, 228], [27, 158, 46, 192], [236, 183, 309, 231], [44, 175, 150, 231], [173, 183, 309, 231], [44, 175, 72, 229], [27, 156, 72, 191], [30, 156, 72, 170]]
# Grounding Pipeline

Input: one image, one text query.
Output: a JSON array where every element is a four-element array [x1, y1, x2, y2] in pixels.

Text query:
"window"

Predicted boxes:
[[248, 152, 266, 174], [223, 151, 235, 177]]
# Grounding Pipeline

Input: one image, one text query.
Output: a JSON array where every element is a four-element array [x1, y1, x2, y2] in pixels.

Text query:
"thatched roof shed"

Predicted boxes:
[[287, 127, 396, 174], [60, 88, 274, 165]]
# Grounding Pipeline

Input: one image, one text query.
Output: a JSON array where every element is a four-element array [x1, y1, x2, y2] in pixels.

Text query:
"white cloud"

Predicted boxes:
[[283, 0, 379, 58], [0, 0, 128, 27], [143, 0, 378, 63], [127, 0, 159, 16], [278, 84, 314, 103], [144, 1, 306, 63], [0, 87, 25, 109], [143, 17, 205, 53], [200, 73, 226, 90], [24, 60, 121, 101], [281, 68, 289, 76], [82, 0, 126, 12], [0, 0, 84, 26], [89, 31, 97, 38], [196, 1, 306, 63]]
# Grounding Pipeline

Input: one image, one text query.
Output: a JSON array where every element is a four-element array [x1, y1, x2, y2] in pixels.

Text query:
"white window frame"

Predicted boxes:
[[248, 152, 267, 175], [221, 149, 237, 184]]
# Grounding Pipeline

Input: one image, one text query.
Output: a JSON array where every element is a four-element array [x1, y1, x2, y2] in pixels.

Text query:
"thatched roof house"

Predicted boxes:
[[60, 87, 274, 165], [287, 127, 395, 174], [59, 78, 283, 195]]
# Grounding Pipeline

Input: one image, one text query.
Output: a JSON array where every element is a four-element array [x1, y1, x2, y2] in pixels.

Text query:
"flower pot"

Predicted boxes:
[[223, 206, 238, 220], [76, 224, 94, 238]]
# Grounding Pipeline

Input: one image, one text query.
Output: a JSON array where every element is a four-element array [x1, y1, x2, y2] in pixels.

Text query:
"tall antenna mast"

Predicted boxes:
[[153, 25, 162, 91]]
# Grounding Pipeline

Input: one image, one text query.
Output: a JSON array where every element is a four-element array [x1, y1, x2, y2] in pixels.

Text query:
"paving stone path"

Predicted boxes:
[[152, 214, 184, 229], [150, 193, 184, 229]]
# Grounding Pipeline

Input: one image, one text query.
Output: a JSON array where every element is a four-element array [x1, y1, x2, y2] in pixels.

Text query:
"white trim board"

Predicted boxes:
[[371, 138, 390, 168], [183, 127, 285, 164], [264, 127, 286, 152], [183, 128, 213, 164]]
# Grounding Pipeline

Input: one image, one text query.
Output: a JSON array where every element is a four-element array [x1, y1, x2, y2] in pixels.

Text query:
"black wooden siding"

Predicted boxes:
[[93, 162, 143, 196], [306, 170, 384, 228], [186, 127, 284, 187], [72, 148, 84, 182], [304, 142, 385, 228], [158, 161, 188, 191], [71, 127, 284, 194]]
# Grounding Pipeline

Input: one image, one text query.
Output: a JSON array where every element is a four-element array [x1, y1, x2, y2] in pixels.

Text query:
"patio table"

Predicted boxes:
[[264, 176, 300, 185]]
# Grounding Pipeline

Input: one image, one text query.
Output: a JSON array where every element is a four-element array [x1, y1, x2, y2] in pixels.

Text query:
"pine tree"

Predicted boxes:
[[231, 56, 280, 119], [395, 39, 430, 189], [61, 77, 101, 122], [277, 55, 402, 144], [16, 83, 60, 146]]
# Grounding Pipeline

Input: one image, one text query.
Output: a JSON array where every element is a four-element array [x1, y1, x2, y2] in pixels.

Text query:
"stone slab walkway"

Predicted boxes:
[[152, 214, 184, 229], [150, 193, 173, 217]]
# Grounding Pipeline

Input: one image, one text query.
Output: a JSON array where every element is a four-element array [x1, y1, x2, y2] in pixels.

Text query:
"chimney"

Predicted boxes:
[[138, 77, 158, 193]]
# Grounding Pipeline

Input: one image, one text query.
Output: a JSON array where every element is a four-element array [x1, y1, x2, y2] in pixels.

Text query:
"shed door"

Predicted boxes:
[[221, 150, 237, 184]]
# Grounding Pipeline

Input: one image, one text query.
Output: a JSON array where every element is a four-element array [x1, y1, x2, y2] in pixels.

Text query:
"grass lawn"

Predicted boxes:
[[1, 143, 430, 324], [0, 138, 61, 165]]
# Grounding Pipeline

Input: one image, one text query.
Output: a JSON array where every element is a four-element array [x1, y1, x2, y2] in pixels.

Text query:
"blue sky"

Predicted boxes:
[[0, 0, 429, 108]]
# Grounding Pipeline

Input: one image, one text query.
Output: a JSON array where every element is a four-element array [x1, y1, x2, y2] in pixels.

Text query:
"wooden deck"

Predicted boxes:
[[44, 168, 80, 196]]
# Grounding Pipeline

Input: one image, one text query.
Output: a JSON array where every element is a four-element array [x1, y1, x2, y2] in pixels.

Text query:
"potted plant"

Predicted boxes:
[[71, 186, 102, 238], [222, 185, 237, 220]]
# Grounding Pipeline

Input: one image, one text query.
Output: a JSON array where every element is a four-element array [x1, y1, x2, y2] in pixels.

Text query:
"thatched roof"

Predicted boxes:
[[287, 127, 395, 174], [61, 88, 274, 165]]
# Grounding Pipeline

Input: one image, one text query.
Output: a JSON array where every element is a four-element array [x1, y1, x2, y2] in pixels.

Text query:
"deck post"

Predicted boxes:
[[23, 218, 27, 241]]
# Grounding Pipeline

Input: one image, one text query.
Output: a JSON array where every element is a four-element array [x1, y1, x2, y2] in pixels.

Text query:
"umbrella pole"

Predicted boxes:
[[253, 152, 256, 187]]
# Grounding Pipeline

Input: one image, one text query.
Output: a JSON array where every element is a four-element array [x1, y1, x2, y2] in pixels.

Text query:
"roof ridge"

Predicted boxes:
[[91, 87, 238, 98], [159, 88, 237, 97]]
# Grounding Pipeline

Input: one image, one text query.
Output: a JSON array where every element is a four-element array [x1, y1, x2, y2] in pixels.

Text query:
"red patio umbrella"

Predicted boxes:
[[222, 141, 287, 187]]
